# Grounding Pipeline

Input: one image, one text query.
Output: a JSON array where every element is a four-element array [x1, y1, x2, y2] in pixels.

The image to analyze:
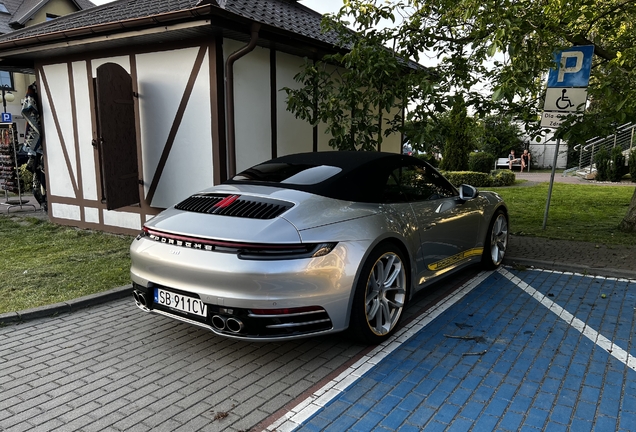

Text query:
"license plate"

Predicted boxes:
[[154, 288, 208, 317]]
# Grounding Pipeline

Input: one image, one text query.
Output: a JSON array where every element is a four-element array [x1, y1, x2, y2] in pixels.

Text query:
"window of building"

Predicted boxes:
[[0, 71, 14, 90], [46, 13, 60, 21]]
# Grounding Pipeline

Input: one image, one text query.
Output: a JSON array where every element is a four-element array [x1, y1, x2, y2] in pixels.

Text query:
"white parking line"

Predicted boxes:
[[498, 268, 636, 372], [266, 271, 494, 432]]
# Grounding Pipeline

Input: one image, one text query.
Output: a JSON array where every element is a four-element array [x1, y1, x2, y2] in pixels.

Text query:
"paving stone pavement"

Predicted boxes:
[[0, 298, 371, 432], [273, 268, 636, 431], [0, 268, 468, 432]]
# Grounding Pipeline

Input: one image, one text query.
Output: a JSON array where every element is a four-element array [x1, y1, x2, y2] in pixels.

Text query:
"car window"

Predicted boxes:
[[232, 163, 341, 185], [383, 162, 457, 203]]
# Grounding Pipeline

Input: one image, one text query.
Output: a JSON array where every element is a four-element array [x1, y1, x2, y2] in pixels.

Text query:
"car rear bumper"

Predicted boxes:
[[130, 237, 368, 340]]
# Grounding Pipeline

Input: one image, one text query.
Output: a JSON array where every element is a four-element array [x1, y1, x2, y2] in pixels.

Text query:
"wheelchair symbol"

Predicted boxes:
[[555, 89, 574, 110]]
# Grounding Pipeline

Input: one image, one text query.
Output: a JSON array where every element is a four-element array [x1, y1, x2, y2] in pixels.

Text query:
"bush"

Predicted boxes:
[[468, 152, 495, 173], [609, 146, 627, 182], [629, 149, 636, 183], [443, 171, 491, 187], [490, 169, 516, 187], [19, 164, 33, 194], [442, 169, 516, 188], [594, 148, 610, 181]]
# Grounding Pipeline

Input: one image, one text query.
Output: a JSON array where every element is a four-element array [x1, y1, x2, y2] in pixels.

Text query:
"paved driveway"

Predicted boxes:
[[1, 268, 634, 432]]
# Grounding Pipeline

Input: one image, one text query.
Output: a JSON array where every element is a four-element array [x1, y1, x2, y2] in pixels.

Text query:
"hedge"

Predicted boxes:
[[441, 169, 516, 188]]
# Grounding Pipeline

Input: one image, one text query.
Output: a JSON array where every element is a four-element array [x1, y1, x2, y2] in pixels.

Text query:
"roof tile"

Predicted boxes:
[[0, 0, 339, 47]]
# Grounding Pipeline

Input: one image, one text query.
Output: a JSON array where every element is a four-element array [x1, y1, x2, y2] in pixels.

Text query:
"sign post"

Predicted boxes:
[[541, 45, 593, 229]]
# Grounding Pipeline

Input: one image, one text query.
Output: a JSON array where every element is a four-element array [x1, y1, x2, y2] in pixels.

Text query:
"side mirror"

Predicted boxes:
[[459, 184, 478, 201]]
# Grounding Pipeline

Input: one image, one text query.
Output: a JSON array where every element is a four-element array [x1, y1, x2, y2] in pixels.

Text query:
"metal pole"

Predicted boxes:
[[542, 138, 561, 229]]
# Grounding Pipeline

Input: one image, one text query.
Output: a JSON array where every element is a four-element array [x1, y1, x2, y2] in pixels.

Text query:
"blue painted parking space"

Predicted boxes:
[[269, 268, 636, 431]]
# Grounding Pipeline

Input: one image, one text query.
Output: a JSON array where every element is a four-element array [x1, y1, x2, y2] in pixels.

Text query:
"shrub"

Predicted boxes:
[[490, 169, 516, 187], [19, 164, 33, 194], [609, 146, 627, 182], [594, 148, 610, 181], [629, 149, 636, 183], [443, 171, 492, 188], [468, 152, 495, 173], [442, 169, 516, 188]]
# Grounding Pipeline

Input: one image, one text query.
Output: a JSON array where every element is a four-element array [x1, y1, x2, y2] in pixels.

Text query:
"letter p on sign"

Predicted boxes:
[[557, 51, 584, 82], [547, 45, 594, 88]]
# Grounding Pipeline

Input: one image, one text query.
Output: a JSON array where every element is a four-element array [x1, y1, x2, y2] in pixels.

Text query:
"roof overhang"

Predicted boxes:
[[0, 3, 340, 72]]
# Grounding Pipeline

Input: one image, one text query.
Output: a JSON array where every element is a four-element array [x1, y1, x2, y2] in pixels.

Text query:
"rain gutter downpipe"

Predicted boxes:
[[225, 22, 260, 179]]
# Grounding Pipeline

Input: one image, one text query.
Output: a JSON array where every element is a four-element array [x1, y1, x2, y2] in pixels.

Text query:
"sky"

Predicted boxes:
[[90, 0, 345, 14]]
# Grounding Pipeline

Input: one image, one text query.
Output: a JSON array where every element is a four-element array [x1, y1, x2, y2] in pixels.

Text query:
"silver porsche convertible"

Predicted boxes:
[[130, 151, 508, 344]]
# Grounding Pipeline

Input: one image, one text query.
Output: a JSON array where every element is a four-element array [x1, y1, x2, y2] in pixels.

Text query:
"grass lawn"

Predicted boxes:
[[0, 216, 132, 315], [489, 182, 636, 245]]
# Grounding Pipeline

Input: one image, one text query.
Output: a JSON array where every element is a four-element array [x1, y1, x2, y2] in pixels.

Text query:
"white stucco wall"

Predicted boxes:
[[72, 60, 97, 201], [136, 47, 214, 208], [225, 39, 272, 172], [91, 56, 131, 76], [40, 63, 77, 198], [276, 52, 313, 157], [51, 202, 80, 220], [37, 37, 407, 234], [103, 209, 142, 230]]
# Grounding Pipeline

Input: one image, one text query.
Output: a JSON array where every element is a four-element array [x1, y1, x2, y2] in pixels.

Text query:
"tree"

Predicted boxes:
[[439, 97, 475, 171], [479, 115, 525, 158], [284, 3, 434, 151], [285, 0, 636, 232]]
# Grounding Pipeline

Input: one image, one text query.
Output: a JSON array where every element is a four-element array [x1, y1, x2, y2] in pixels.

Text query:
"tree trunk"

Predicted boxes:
[[619, 187, 636, 232]]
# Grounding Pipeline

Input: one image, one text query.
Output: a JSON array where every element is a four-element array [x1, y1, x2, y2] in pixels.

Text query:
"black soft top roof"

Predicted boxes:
[[225, 151, 436, 203]]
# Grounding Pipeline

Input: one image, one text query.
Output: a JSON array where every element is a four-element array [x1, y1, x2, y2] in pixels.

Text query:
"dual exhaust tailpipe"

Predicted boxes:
[[133, 290, 149, 311], [133, 290, 245, 334], [212, 315, 244, 333]]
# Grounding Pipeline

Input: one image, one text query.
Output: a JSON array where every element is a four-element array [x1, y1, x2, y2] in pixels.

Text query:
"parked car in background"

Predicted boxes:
[[130, 151, 508, 343]]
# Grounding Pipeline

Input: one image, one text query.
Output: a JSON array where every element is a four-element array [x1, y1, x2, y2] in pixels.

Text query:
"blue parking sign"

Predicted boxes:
[[1, 112, 11, 123], [547, 45, 594, 88]]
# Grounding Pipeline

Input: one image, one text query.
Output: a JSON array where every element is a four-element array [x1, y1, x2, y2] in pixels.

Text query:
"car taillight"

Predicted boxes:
[[138, 227, 337, 260]]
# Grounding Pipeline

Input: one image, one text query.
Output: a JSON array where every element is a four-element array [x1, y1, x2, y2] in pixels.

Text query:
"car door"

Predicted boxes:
[[388, 159, 484, 285]]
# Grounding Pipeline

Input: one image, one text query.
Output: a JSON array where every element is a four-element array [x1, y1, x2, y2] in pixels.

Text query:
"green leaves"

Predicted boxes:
[[286, 0, 636, 152]]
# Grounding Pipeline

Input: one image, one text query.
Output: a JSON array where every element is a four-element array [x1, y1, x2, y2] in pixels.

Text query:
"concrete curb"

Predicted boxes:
[[503, 256, 636, 281], [0, 284, 133, 325]]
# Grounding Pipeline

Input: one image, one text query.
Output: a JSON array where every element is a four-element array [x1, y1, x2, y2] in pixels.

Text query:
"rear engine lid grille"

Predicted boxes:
[[174, 194, 293, 219]]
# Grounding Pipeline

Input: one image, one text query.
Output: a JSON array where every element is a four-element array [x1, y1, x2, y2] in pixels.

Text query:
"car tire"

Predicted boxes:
[[349, 244, 408, 344], [482, 209, 508, 269]]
